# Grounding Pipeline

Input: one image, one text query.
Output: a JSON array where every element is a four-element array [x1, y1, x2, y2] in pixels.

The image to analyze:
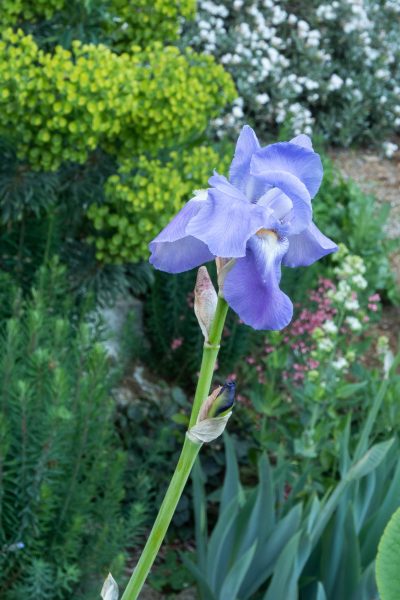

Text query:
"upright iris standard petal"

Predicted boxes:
[[290, 134, 313, 150], [223, 231, 293, 330], [186, 178, 272, 258], [149, 191, 214, 273], [229, 125, 260, 192], [283, 222, 338, 267], [251, 141, 323, 199], [253, 171, 312, 234]]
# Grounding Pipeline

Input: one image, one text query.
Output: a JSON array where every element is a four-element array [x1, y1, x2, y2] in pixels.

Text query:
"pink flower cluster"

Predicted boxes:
[[281, 278, 337, 384], [368, 293, 380, 312], [243, 278, 338, 385], [170, 337, 183, 350]]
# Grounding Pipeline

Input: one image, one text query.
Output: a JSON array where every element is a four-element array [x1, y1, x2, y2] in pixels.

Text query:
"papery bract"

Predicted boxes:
[[149, 126, 337, 330]]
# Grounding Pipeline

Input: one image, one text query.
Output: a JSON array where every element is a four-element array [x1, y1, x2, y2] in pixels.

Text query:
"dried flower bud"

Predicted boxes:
[[194, 266, 218, 341], [187, 382, 235, 444], [101, 573, 119, 600]]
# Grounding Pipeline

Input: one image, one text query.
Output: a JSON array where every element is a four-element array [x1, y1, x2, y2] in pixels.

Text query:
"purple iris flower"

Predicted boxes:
[[149, 126, 337, 330]]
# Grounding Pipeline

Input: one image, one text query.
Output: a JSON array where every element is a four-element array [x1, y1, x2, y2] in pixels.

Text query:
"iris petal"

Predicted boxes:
[[186, 182, 273, 259], [149, 191, 214, 273], [224, 233, 293, 330], [251, 141, 323, 198], [229, 125, 260, 192], [208, 173, 250, 202], [290, 134, 313, 150], [253, 170, 312, 234], [283, 222, 338, 267]]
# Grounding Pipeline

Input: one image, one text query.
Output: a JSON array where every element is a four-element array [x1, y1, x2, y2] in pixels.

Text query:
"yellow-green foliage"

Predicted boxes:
[[1, 0, 195, 47], [107, 0, 196, 47], [87, 146, 232, 263], [0, 29, 235, 171], [0, 0, 64, 24]]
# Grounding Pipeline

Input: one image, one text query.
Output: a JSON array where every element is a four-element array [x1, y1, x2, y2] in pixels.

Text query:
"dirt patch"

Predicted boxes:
[[329, 146, 400, 293], [329, 146, 400, 347], [329, 147, 400, 238]]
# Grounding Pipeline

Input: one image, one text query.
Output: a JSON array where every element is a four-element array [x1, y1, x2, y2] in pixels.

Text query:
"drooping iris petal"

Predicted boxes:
[[186, 181, 272, 258], [229, 125, 260, 191], [283, 222, 338, 267], [224, 232, 293, 330], [251, 141, 323, 198], [149, 191, 214, 273]]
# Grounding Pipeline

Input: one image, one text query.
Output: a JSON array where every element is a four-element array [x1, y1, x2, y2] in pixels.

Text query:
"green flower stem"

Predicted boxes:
[[189, 295, 229, 427], [121, 295, 229, 600]]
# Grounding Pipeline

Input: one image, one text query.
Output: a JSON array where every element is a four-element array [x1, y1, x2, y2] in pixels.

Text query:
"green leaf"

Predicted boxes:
[[171, 413, 189, 425], [182, 556, 218, 600], [336, 381, 368, 399], [263, 531, 308, 600], [347, 439, 394, 482], [207, 497, 240, 593], [243, 504, 303, 598], [376, 507, 400, 600], [221, 433, 242, 510], [311, 441, 393, 548], [219, 542, 257, 600], [333, 505, 361, 600], [234, 454, 275, 562], [361, 453, 400, 565], [315, 582, 327, 600], [192, 459, 207, 571]]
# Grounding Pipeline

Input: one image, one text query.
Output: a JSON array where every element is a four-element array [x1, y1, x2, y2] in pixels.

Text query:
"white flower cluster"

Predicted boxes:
[[184, 0, 400, 146], [382, 141, 398, 159], [331, 246, 368, 299]]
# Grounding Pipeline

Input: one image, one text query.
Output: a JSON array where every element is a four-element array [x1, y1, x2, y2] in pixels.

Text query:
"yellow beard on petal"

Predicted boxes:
[[256, 228, 278, 240]]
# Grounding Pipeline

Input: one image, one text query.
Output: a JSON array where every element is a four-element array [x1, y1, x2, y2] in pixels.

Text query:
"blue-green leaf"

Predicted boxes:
[[376, 507, 400, 600], [219, 542, 257, 600]]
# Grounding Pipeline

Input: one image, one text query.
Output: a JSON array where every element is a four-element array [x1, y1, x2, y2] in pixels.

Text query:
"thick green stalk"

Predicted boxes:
[[189, 296, 229, 427], [121, 295, 229, 600]]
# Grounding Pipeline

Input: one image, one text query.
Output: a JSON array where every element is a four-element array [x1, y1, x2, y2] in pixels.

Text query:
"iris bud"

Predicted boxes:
[[187, 382, 235, 444], [194, 266, 217, 342], [101, 573, 119, 600]]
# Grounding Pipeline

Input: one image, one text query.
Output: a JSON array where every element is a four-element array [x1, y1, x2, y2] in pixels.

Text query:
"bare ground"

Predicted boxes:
[[329, 147, 400, 286]]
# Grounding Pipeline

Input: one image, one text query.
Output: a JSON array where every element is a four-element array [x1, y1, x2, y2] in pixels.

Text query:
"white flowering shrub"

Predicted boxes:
[[184, 0, 400, 145]]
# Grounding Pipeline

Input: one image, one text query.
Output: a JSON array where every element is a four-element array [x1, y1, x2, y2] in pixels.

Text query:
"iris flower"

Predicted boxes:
[[149, 126, 337, 330]]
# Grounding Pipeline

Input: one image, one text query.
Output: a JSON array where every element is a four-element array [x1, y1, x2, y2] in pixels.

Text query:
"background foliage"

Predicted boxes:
[[185, 0, 400, 147], [0, 0, 399, 597], [0, 262, 138, 599]]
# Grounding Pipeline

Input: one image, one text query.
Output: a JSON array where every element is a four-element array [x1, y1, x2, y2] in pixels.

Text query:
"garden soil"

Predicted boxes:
[[330, 146, 400, 286]]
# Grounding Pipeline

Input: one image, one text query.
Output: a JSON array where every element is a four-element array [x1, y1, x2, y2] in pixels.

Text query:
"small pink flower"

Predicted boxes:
[[368, 293, 380, 302], [171, 337, 183, 350], [308, 359, 320, 369], [186, 292, 194, 308]]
